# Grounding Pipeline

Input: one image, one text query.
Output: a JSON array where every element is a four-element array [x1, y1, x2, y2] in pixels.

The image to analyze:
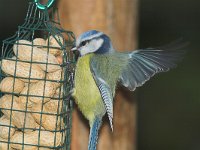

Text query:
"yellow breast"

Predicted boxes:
[[73, 54, 105, 123]]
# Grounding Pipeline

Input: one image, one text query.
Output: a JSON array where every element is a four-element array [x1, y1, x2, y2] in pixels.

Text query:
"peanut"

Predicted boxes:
[[33, 38, 46, 48], [47, 69, 63, 88], [31, 103, 61, 131], [19, 80, 57, 104], [13, 40, 60, 72], [0, 137, 14, 150], [47, 69, 63, 82], [11, 131, 37, 150], [11, 131, 62, 149], [42, 114, 62, 131], [0, 95, 36, 132], [0, 77, 25, 94], [19, 85, 34, 108], [45, 99, 63, 115], [56, 55, 63, 64], [1, 58, 45, 82], [31, 103, 47, 125], [46, 35, 64, 56], [53, 86, 63, 99], [0, 116, 15, 139]]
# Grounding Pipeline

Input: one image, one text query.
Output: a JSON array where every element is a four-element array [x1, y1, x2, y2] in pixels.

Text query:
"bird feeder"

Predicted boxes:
[[0, 0, 75, 149]]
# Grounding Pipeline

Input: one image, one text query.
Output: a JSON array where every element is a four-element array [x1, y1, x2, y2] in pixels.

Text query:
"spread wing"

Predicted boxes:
[[90, 40, 186, 130], [120, 47, 185, 91]]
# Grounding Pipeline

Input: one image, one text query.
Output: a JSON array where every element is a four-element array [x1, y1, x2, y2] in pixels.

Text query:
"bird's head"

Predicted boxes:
[[71, 30, 113, 56]]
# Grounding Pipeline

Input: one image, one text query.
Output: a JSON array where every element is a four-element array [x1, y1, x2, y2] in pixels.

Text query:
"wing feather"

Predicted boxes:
[[89, 42, 185, 128], [90, 59, 114, 131], [120, 48, 185, 91]]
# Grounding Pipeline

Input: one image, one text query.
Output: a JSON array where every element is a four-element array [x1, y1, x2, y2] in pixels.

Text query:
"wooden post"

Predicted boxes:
[[56, 0, 138, 149]]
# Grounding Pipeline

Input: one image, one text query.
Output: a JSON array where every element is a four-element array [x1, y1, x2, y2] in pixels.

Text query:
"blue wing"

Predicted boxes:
[[120, 48, 185, 91], [90, 61, 114, 131], [90, 53, 129, 131]]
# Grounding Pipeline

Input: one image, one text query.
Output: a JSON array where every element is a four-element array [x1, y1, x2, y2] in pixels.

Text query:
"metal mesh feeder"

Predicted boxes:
[[0, 1, 75, 150]]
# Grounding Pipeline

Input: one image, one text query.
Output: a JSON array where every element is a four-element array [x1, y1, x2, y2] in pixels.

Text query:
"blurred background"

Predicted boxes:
[[0, 0, 200, 150], [138, 0, 200, 150]]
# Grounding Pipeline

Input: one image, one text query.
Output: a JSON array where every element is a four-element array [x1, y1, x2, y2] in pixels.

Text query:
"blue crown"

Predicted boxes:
[[79, 30, 100, 40]]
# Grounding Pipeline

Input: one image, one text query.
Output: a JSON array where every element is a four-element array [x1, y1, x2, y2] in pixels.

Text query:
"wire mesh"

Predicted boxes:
[[0, 2, 75, 150]]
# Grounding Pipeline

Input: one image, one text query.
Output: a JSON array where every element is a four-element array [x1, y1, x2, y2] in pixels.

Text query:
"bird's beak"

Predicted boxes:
[[71, 47, 78, 51], [71, 46, 80, 59], [71, 41, 78, 51]]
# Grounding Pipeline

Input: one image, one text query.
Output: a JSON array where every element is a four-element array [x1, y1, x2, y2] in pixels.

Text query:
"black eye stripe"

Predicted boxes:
[[81, 41, 87, 46], [80, 40, 89, 47]]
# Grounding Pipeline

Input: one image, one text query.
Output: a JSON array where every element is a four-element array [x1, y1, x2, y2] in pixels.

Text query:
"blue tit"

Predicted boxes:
[[71, 30, 184, 150]]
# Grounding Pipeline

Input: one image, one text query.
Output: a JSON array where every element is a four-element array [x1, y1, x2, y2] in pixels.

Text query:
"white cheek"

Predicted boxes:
[[94, 38, 104, 50], [79, 38, 104, 56], [79, 45, 92, 56], [80, 48, 88, 56]]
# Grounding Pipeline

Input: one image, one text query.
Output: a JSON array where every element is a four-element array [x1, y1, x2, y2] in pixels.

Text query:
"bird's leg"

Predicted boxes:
[[88, 118, 102, 150]]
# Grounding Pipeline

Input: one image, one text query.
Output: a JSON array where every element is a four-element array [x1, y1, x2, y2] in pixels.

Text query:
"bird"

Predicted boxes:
[[70, 30, 185, 150]]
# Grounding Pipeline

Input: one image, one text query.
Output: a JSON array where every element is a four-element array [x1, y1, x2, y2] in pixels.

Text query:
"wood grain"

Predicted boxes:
[[56, 0, 138, 149]]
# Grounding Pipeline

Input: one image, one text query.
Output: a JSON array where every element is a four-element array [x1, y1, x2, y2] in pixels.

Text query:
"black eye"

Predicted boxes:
[[80, 40, 88, 47]]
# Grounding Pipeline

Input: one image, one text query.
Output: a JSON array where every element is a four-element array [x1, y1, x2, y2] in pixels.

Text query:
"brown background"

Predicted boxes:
[[56, 0, 138, 149], [0, 0, 200, 150]]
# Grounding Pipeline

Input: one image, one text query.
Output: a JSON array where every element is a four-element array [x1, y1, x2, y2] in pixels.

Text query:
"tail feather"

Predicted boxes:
[[88, 118, 102, 150]]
